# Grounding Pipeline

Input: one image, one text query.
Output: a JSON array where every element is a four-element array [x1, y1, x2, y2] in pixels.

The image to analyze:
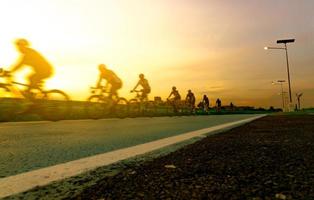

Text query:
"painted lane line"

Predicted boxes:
[[0, 115, 265, 198]]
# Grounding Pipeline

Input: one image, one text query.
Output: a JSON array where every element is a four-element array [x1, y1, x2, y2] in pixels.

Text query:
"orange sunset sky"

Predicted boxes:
[[0, 0, 313, 108]]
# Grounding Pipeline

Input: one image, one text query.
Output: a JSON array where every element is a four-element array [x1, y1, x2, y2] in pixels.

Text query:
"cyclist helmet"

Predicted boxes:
[[172, 86, 176, 90], [139, 73, 144, 79], [15, 38, 30, 47]]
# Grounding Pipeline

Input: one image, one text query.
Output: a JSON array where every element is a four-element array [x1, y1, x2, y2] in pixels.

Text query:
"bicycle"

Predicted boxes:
[[129, 90, 156, 116], [184, 100, 196, 114], [85, 86, 128, 119], [0, 68, 71, 121], [166, 98, 190, 115]]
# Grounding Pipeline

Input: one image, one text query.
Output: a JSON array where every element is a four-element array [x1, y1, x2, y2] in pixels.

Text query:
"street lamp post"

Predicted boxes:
[[265, 39, 295, 110], [272, 80, 286, 111]]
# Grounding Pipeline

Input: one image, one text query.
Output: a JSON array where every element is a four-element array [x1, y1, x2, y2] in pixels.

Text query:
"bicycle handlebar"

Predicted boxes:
[[0, 68, 11, 77], [90, 86, 107, 89], [130, 90, 142, 93], [90, 86, 112, 95]]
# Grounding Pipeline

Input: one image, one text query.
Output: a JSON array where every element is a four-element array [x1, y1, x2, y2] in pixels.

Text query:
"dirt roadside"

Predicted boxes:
[[72, 115, 314, 200]]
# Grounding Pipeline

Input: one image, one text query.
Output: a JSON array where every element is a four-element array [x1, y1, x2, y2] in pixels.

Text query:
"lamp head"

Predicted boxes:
[[277, 39, 295, 44]]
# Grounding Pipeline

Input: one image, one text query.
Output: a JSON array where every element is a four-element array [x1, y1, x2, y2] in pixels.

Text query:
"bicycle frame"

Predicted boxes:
[[90, 85, 121, 103], [0, 69, 52, 99], [131, 90, 148, 102], [0, 70, 25, 98]]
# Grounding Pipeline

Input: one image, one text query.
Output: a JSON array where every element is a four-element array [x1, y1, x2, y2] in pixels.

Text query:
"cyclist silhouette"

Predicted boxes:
[[216, 98, 222, 112], [168, 86, 181, 101], [185, 89, 195, 108], [96, 64, 122, 99], [167, 86, 181, 113], [203, 95, 210, 111], [10, 39, 54, 94], [131, 73, 151, 100]]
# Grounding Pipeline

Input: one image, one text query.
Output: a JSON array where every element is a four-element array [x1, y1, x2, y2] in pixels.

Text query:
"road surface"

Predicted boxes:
[[0, 115, 260, 179]]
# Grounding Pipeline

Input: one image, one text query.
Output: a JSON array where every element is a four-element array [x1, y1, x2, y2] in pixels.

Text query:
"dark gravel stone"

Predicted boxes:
[[71, 115, 314, 200]]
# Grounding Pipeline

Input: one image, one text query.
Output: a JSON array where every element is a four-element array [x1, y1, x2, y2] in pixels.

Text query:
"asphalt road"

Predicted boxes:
[[0, 115, 259, 178]]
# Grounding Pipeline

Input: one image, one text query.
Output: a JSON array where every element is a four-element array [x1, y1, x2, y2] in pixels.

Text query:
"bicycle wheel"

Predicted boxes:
[[177, 101, 186, 115], [113, 98, 129, 118], [165, 100, 176, 114], [164, 101, 173, 115], [128, 99, 140, 116], [38, 89, 71, 121], [0, 86, 17, 121], [187, 104, 195, 114], [85, 95, 111, 119], [180, 103, 190, 115], [143, 101, 156, 116]]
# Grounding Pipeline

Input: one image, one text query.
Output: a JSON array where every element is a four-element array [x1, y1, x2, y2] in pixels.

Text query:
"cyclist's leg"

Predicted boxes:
[[188, 100, 194, 112], [106, 83, 115, 99], [140, 89, 149, 101], [27, 73, 36, 92], [145, 88, 151, 100], [192, 99, 196, 109], [173, 98, 180, 113], [23, 73, 39, 98], [110, 82, 122, 100], [24, 73, 50, 101], [28, 72, 51, 90]]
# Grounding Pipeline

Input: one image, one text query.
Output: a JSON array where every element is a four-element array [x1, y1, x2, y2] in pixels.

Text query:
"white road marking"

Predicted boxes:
[[0, 115, 265, 198]]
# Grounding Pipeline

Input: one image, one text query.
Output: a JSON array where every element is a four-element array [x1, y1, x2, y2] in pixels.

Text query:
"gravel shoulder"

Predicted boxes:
[[72, 115, 314, 200]]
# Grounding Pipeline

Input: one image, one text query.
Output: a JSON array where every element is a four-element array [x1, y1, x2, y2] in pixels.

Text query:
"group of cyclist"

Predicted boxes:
[[95, 63, 151, 101], [166, 87, 222, 112], [2, 38, 222, 111], [1, 39, 150, 100]]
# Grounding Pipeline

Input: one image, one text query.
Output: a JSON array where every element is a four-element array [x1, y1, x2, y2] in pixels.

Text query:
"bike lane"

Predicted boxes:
[[0, 114, 261, 178]]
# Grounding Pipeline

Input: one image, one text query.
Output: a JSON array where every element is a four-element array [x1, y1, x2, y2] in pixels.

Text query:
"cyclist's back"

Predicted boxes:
[[216, 98, 221, 107], [133, 74, 150, 93], [203, 95, 208, 103], [17, 48, 53, 75], [97, 64, 122, 98], [186, 90, 195, 105], [169, 87, 181, 100], [100, 68, 122, 86], [138, 78, 150, 91]]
